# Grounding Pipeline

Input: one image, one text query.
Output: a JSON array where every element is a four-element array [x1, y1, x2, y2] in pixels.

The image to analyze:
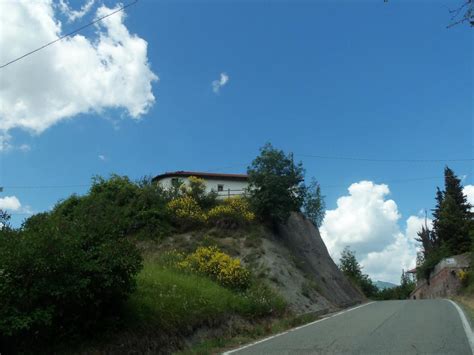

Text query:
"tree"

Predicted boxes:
[[339, 246, 363, 281], [415, 224, 433, 259], [303, 179, 326, 227], [247, 143, 306, 224], [339, 246, 378, 298], [0, 209, 11, 229], [417, 167, 472, 281], [447, 0, 474, 28], [399, 269, 415, 297], [431, 167, 472, 254]]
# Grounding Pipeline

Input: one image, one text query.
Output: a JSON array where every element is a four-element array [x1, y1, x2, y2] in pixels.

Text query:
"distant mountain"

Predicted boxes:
[[375, 281, 398, 290]]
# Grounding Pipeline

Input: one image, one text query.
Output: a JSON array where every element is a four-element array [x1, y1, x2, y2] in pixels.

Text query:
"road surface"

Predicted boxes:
[[225, 300, 473, 355]]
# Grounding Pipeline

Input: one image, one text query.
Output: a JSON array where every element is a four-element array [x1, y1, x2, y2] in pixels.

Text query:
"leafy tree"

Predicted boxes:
[[0, 206, 142, 351], [339, 246, 377, 298], [339, 246, 363, 280], [303, 178, 326, 227], [399, 269, 416, 296], [0, 209, 11, 229], [247, 143, 306, 224]]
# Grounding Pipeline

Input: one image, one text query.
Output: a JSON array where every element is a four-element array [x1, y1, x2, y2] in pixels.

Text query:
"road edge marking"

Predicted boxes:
[[446, 299, 474, 354], [221, 301, 376, 354]]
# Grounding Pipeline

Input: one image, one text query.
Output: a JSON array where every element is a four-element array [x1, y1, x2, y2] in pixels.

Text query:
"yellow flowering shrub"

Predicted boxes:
[[178, 246, 251, 290], [207, 197, 255, 228], [459, 270, 470, 287], [167, 195, 207, 229]]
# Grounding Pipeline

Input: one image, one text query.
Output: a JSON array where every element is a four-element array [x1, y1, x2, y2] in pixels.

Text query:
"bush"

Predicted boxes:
[[52, 175, 172, 240], [178, 246, 251, 290], [207, 197, 255, 228], [0, 212, 142, 351], [459, 270, 470, 288], [167, 195, 207, 230], [237, 282, 287, 318], [165, 176, 218, 210]]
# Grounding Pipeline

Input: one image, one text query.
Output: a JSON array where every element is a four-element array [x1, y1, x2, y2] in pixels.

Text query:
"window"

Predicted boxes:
[[217, 184, 224, 192]]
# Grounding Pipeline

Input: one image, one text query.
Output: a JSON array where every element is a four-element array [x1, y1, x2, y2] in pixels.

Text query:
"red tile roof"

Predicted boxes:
[[152, 171, 248, 182]]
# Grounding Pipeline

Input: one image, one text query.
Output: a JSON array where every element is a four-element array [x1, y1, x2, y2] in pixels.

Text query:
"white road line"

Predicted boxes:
[[446, 299, 474, 355], [222, 301, 376, 354]]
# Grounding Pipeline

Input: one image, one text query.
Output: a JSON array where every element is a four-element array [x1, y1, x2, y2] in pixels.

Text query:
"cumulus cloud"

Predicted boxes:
[[58, 0, 95, 22], [212, 72, 229, 93], [320, 181, 432, 284], [0, 0, 157, 136], [463, 185, 474, 210], [0, 196, 22, 211]]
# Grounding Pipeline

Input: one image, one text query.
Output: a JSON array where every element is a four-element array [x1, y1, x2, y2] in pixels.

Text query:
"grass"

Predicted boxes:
[[126, 262, 240, 331], [455, 280, 474, 328], [177, 312, 325, 354], [118, 259, 286, 349], [73, 258, 287, 354]]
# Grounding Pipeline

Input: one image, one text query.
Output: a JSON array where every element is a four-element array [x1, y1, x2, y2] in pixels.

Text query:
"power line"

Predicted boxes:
[[295, 153, 474, 163], [320, 176, 442, 189], [0, 0, 138, 69], [4, 184, 90, 190]]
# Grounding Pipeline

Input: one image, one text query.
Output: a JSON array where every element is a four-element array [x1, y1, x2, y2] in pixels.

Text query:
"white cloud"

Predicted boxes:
[[463, 185, 474, 210], [0, 196, 22, 211], [212, 72, 229, 93], [320, 181, 432, 284], [18, 144, 31, 153], [98, 154, 106, 161], [58, 0, 95, 22], [0, 0, 157, 136]]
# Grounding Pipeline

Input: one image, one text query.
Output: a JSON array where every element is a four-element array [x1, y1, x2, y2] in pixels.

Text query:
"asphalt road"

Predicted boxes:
[[225, 300, 473, 355]]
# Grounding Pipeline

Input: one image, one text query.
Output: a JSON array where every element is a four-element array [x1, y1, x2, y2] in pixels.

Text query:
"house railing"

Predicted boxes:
[[215, 188, 247, 198]]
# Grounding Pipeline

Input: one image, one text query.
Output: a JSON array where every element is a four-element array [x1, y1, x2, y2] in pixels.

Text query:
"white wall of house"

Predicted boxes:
[[157, 177, 249, 199]]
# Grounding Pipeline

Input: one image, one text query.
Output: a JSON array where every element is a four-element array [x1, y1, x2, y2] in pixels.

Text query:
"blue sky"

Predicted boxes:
[[1, 0, 472, 282]]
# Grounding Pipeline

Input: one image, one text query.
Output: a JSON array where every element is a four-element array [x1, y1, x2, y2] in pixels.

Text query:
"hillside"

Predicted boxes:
[[0, 175, 364, 354], [375, 281, 398, 290], [155, 212, 364, 316]]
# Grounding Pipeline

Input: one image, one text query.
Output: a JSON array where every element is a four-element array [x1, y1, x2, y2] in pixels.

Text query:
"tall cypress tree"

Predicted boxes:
[[431, 167, 471, 254], [444, 167, 471, 214], [430, 187, 444, 248], [416, 225, 432, 258]]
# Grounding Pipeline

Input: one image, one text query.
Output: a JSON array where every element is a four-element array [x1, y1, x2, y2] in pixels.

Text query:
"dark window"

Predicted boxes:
[[217, 184, 224, 192]]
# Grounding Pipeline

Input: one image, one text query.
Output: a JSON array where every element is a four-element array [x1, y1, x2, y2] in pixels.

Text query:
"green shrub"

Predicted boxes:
[[52, 175, 172, 240], [0, 211, 142, 351]]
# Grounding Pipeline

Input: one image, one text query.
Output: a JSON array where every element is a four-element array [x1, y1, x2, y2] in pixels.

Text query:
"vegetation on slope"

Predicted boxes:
[[0, 143, 332, 353]]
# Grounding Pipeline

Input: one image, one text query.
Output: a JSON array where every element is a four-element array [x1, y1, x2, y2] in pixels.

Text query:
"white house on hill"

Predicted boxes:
[[152, 171, 249, 199]]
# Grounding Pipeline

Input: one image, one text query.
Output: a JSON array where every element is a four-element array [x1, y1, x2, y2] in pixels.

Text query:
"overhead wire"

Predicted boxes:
[[0, 0, 138, 69], [295, 153, 474, 163]]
